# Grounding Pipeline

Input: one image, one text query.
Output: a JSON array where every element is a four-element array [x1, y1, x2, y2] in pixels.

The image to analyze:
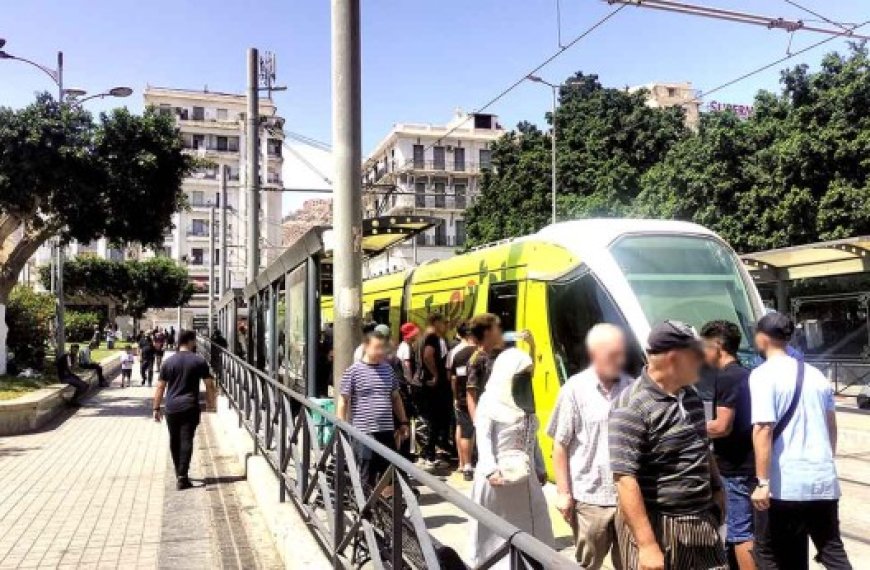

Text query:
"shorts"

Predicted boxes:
[[354, 430, 395, 489], [455, 406, 474, 439], [722, 474, 755, 544], [121, 369, 132, 379]]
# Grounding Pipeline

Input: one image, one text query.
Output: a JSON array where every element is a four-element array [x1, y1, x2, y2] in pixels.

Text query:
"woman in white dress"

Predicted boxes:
[[468, 347, 555, 568]]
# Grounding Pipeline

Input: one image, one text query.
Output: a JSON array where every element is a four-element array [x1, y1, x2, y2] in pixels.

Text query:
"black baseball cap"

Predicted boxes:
[[756, 312, 794, 341], [647, 320, 703, 355]]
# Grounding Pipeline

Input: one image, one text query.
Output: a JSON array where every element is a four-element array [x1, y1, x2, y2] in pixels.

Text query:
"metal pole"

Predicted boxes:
[[246, 48, 261, 284], [219, 164, 228, 295], [177, 306, 182, 334], [55, 51, 66, 351], [209, 205, 216, 337], [331, 0, 363, 395], [550, 84, 557, 225]]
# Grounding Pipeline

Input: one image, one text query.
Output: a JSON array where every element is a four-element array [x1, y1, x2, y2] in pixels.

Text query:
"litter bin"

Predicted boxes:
[[310, 397, 336, 447]]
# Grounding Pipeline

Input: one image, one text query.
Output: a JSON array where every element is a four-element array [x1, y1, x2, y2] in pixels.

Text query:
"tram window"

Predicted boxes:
[[547, 269, 643, 382], [373, 299, 391, 326], [488, 282, 518, 333]]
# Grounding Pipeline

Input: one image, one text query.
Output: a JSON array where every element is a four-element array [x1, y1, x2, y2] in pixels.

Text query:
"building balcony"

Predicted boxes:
[[414, 234, 464, 248], [366, 160, 487, 186]]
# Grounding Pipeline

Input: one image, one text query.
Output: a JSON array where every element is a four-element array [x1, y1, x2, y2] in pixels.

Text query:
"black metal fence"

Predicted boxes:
[[198, 336, 578, 570]]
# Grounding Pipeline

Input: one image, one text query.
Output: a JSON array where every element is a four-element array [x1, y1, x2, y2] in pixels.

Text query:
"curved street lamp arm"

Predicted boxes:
[[2, 53, 60, 86]]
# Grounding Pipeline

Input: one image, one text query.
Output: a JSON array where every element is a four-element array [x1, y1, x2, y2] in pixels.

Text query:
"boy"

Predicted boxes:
[[120, 346, 135, 388]]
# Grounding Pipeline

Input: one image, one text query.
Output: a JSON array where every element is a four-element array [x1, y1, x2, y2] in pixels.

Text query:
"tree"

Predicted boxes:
[[0, 95, 193, 372], [465, 73, 687, 247], [39, 256, 195, 319], [5, 285, 54, 369]]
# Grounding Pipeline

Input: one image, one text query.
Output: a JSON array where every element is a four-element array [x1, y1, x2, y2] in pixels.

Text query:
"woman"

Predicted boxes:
[[469, 346, 554, 568]]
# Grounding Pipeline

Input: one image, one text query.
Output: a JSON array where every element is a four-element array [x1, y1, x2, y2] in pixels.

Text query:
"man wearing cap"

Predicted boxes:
[[750, 312, 850, 570], [610, 320, 727, 570]]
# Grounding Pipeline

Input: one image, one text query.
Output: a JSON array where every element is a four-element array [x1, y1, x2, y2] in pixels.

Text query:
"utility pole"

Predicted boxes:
[[549, 84, 557, 224], [208, 204, 216, 337], [246, 47, 260, 284], [219, 164, 228, 296], [331, 0, 363, 394], [55, 51, 66, 351]]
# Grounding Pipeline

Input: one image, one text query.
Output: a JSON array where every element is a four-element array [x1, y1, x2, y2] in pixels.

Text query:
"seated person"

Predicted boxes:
[[78, 341, 106, 386], [57, 345, 89, 405]]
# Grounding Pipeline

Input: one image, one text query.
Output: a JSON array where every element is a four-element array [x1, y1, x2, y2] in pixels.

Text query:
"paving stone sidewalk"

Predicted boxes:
[[0, 358, 282, 570]]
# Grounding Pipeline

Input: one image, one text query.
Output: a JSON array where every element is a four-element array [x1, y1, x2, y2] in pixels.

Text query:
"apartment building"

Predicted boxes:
[[630, 81, 701, 130], [141, 87, 284, 329], [361, 110, 504, 275]]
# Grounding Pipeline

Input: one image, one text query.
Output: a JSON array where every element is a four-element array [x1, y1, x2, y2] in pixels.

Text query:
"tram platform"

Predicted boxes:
[[0, 359, 288, 570]]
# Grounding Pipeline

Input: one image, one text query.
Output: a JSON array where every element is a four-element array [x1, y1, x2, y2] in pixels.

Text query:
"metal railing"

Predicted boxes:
[[198, 336, 576, 570], [807, 358, 870, 395]]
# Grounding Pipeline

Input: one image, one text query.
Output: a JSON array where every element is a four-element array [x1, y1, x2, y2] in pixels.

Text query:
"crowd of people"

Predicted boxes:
[[336, 310, 851, 570]]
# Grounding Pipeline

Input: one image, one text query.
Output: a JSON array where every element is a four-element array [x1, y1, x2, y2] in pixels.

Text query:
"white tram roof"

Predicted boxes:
[[533, 218, 718, 258]]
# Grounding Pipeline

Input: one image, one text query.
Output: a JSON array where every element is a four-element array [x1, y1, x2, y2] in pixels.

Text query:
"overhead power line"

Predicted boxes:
[[700, 19, 869, 98], [782, 0, 854, 31], [605, 0, 870, 40]]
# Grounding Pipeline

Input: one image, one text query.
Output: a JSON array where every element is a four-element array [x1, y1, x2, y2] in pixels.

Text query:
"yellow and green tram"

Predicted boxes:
[[322, 219, 765, 471]]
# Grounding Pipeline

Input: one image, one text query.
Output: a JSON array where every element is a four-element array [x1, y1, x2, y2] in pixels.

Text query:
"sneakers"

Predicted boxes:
[[176, 476, 192, 490], [462, 466, 474, 481]]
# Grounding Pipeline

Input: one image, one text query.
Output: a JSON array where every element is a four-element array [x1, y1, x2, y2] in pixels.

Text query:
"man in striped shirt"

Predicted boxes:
[[610, 321, 727, 570], [337, 329, 410, 490]]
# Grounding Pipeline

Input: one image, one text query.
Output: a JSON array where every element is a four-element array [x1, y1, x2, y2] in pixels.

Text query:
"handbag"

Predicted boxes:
[[495, 418, 533, 485]]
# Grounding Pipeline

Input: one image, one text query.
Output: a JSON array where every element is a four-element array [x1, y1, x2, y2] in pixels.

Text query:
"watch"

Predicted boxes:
[[757, 478, 770, 488]]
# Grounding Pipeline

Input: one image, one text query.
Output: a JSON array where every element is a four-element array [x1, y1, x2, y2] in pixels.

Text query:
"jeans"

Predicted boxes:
[[61, 374, 88, 401], [165, 408, 201, 478], [754, 499, 851, 570], [140, 359, 154, 386], [722, 475, 755, 544], [80, 362, 105, 386]]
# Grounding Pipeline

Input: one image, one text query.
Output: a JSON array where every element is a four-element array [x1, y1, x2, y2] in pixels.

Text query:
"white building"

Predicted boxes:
[[629, 81, 701, 130], [141, 87, 284, 330], [361, 110, 504, 276]]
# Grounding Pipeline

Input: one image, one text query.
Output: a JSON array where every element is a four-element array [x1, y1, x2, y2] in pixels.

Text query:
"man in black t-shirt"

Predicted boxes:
[[701, 320, 756, 570], [419, 313, 450, 465], [153, 329, 216, 490], [138, 334, 155, 387], [450, 322, 478, 480]]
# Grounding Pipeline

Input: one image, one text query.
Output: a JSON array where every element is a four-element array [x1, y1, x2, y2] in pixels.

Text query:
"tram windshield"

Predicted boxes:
[[610, 234, 758, 355]]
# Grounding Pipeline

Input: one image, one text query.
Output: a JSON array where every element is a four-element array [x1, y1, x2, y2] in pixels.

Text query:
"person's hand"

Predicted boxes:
[[153, 408, 162, 423], [638, 543, 665, 570], [487, 471, 505, 486], [713, 488, 726, 525], [752, 484, 771, 511], [554, 491, 575, 524], [396, 424, 410, 441], [426, 379, 437, 388]]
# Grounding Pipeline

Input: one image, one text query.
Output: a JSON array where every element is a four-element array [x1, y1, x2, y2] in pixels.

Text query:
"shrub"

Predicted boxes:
[[6, 285, 54, 368], [66, 310, 101, 343]]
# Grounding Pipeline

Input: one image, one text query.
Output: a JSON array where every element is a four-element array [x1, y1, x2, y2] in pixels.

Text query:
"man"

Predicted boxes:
[[749, 312, 851, 570], [610, 320, 727, 570], [139, 333, 155, 387], [396, 322, 420, 384], [418, 313, 451, 467], [548, 323, 634, 569], [701, 320, 756, 570], [152, 329, 217, 490], [337, 329, 410, 489], [449, 321, 477, 481], [78, 340, 107, 387], [57, 344, 88, 405], [466, 313, 504, 421]]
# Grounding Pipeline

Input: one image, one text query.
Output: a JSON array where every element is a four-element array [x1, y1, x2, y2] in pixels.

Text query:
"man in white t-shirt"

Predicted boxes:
[[396, 323, 420, 384], [749, 312, 850, 570]]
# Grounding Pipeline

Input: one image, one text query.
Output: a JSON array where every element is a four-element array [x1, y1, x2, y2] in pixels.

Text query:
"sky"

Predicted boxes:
[[2, 1, 867, 212]]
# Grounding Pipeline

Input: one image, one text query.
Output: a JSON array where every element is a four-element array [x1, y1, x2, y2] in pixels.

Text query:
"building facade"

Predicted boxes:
[[142, 87, 284, 330], [361, 111, 504, 276], [630, 81, 701, 130]]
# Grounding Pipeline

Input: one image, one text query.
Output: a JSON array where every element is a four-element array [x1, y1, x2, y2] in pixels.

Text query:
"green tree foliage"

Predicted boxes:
[[0, 94, 194, 302], [39, 256, 195, 319], [65, 310, 101, 343], [468, 47, 870, 252], [6, 285, 54, 367]]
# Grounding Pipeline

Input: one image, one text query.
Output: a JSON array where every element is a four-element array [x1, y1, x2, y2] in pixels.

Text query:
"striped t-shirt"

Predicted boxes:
[[609, 371, 713, 516], [340, 361, 399, 433]]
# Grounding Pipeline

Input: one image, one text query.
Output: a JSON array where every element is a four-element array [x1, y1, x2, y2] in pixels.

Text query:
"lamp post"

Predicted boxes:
[[1, 38, 132, 352], [527, 75, 559, 225]]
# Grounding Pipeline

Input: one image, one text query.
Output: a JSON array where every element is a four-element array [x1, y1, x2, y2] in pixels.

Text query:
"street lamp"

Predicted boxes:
[[72, 86, 134, 105], [527, 75, 559, 224]]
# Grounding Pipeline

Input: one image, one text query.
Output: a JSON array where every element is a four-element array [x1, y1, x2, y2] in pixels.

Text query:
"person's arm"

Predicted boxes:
[[749, 369, 776, 511], [466, 356, 481, 419], [545, 388, 575, 523], [521, 330, 536, 366], [337, 369, 353, 422], [450, 369, 460, 405], [707, 406, 735, 438], [422, 343, 438, 385], [152, 380, 167, 422], [708, 449, 725, 524], [474, 414, 500, 483], [827, 410, 838, 455], [391, 389, 409, 440], [615, 475, 664, 570]]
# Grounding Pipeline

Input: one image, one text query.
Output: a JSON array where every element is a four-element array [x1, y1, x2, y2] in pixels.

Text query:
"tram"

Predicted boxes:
[[322, 219, 765, 468]]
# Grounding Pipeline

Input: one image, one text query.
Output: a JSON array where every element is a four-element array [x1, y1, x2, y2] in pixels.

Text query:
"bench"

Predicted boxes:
[[0, 354, 122, 436]]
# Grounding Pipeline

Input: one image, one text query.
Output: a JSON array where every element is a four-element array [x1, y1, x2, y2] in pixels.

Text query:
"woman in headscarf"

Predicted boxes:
[[468, 345, 554, 568]]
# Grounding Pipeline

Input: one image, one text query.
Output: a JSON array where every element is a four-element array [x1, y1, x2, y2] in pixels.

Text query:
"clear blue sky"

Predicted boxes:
[[2, 0, 867, 210]]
